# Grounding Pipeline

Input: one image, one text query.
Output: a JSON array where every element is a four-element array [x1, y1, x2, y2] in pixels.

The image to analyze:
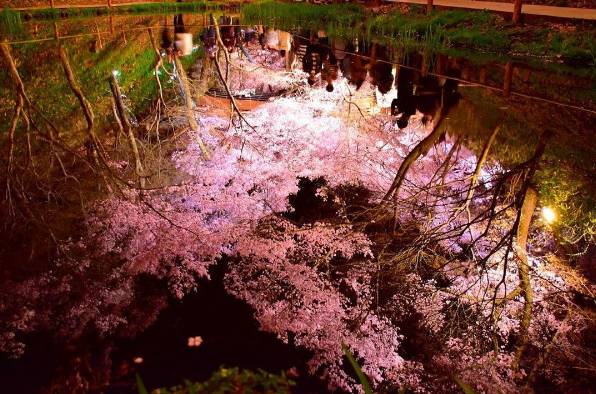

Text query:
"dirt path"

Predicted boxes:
[[386, 0, 596, 20]]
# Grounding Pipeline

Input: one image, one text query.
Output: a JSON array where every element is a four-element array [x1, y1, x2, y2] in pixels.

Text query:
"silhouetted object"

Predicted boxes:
[[369, 44, 394, 94], [291, 33, 310, 69], [174, 14, 185, 35], [219, 16, 237, 52], [174, 14, 193, 56], [201, 25, 217, 58], [392, 52, 461, 129], [303, 40, 328, 86], [415, 75, 442, 126], [392, 67, 416, 129], [321, 55, 338, 92], [161, 27, 172, 51], [340, 42, 369, 90]]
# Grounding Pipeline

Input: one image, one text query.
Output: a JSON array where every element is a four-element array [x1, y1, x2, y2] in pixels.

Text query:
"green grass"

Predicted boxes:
[[0, 7, 23, 36], [0, 27, 203, 142], [240, 1, 594, 66], [241, 0, 363, 38], [241, 2, 509, 50], [153, 367, 295, 393], [25, 1, 223, 20], [117, 1, 222, 15]]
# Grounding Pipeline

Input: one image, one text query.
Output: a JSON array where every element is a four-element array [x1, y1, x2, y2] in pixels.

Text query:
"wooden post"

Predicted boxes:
[[108, 0, 113, 9], [427, 0, 434, 14], [523, 68, 531, 84], [513, 0, 523, 24], [95, 25, 103, 51], [479, 66, 487, 85], [50, 0, 54, 8], [513, 185, 538, 368], [503, 62, 513, 97], [109, 14, 115, 36]]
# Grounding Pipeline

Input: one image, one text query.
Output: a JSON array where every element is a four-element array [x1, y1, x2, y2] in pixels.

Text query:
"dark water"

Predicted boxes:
[[0, 10, 594, 394], [0, 266, 327, 393]]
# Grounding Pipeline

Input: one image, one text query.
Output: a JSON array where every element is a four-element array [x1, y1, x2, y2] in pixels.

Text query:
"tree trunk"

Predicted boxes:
[[514, 186, 537, 368], [382, 116, 447, 202], [464, 125, 500, 207], [1, 43, 30, 106], [1, 42, 59, 138], [109, 74, 145, 188], [174, 56, 211, 159], [511, 130, 551, 368], [148, 29, 165, 105], [59, 45, 95, 139], [6, 95, 23, 179]]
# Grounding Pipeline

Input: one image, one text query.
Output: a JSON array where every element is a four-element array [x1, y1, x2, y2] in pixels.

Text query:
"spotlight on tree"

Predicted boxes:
[[542, 206, 556, 224]]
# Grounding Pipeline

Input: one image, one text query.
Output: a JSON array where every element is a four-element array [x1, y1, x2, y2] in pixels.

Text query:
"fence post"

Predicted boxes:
[[513, 0, 523, 24], [427, 0, 434, 14], [503, 62, 513, 97], [50, 0, 54, 8], [110, 13, 115, 35], [479, 66, 487, 85]]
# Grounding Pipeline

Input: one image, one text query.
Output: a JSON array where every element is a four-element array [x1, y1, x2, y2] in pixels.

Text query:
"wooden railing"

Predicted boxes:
[[389, 0, 596, 22]]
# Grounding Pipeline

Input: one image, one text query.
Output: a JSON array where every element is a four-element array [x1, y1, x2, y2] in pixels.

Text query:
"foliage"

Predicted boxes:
[[137, 374, 150, 394], [448, 89, 595, 249], [342, 345, 373, 394], [152, 367, 295, 394], [453, 375, 476, 394], [1, 35, 594, 394]]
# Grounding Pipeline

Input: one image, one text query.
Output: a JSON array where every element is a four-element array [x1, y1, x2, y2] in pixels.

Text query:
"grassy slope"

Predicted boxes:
[[0, 16, 202, 140]]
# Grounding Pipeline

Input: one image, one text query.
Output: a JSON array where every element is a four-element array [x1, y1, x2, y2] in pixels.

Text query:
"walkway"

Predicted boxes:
[[385, 0, 596, 20]]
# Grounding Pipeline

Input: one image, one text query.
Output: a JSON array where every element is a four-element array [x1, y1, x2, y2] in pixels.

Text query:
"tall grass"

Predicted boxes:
[[241, 2, 511, 53], [118, 1, 222, 15], [241, 0, 363, 34], [28, 1, 222, 20], [0, 7, 23, 37]]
